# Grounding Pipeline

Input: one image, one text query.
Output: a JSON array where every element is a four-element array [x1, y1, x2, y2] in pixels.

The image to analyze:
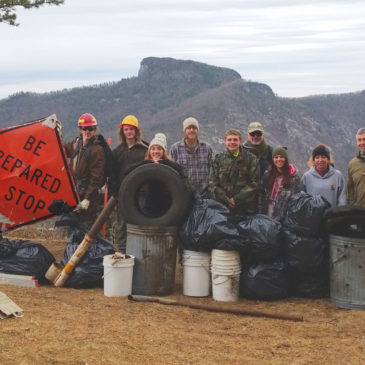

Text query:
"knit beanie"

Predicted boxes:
[[312, 144, 330, 159], [149, 133, 167, 152], [272, 146, 288, 159], [183, 117, 199, 131]]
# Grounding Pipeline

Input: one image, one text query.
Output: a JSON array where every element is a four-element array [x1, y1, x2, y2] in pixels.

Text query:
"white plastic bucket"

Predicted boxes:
[[103, 254, 135, 297], [182, 250, 211, 297], [211, 249, 241, 302]]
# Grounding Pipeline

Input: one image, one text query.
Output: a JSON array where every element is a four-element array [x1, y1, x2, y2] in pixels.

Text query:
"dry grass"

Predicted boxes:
[[1, 222, 365, 365]]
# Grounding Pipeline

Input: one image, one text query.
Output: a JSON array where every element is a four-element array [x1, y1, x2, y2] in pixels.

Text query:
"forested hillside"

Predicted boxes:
[[1, 56, 364, 174]]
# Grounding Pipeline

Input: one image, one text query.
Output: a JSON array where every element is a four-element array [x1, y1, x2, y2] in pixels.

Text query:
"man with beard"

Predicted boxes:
[[170, 117, 213, 198], [243, 121, 273, 176]]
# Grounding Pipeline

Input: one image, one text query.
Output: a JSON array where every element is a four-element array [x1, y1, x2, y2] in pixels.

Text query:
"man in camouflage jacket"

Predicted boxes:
[[209, 129, 260, 215]]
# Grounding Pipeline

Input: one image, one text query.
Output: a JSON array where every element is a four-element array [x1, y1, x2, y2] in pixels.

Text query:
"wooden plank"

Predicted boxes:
[[0, 273, 35, 280], [0, 273, 39, 288]]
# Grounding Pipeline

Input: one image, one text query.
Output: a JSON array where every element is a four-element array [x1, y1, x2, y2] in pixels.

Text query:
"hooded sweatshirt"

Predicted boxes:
[[301, 165, 346, 207]]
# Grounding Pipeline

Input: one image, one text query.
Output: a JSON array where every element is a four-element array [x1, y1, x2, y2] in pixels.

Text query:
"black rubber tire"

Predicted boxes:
[[118, 163, 192, 226]]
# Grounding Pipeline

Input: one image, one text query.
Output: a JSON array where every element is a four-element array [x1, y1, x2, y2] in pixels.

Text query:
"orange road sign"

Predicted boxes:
[[0, 115, 78, 231]]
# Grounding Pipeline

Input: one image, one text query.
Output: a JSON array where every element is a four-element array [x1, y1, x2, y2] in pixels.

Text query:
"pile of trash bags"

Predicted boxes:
[[179, 192, 331, 300], [0, 211, 115, 288], [56, 214, 115, 288]]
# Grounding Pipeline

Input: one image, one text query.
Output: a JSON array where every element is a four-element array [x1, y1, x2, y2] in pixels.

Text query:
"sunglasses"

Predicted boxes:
[[249, 131, 263, 137], [80, 126, 96, 132]]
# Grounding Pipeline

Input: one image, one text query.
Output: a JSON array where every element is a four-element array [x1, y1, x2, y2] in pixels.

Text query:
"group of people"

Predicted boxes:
[[64, 113, 365, 252]]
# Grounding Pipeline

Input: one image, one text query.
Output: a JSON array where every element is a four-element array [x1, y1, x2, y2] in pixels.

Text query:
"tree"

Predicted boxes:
[[0, 0, 64, 26]]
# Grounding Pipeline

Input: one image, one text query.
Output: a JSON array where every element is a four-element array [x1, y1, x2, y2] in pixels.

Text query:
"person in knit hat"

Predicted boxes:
[[258, 146, 300, 222], [170, 117, 213, 198], [243, 121, 273, 175], [347, 128, 365, 206], [146, 133, 168, 162], [301, 144, 346, 207], [122, 132, 193, 217]]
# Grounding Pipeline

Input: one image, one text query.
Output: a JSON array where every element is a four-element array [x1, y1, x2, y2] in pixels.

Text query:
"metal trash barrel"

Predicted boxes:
[[126, 224, 177, 295], [329, 234, 365, 309]]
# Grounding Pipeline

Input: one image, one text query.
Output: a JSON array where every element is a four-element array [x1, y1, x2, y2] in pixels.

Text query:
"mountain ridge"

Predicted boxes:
[[1, 57, 363, 174]]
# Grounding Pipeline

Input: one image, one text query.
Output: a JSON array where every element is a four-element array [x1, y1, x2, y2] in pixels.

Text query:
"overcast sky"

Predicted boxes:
[[1, 0, 364, 100]]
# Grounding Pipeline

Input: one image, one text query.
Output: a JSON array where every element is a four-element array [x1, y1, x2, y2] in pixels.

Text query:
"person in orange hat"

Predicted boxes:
[[64, 113, 107, 228], [111, 115, 148, 252]]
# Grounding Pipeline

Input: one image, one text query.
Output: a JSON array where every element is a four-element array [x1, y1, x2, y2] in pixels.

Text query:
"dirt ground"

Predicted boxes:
[[1, 222, 365, 365]]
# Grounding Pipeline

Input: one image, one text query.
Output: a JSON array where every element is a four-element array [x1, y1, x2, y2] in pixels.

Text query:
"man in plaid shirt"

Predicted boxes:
[[170, 117, 213, 198]]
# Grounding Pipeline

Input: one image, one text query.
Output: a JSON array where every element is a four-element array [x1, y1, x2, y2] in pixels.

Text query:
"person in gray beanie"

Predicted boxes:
[[259, 146, 300, 222], [170, 117, 213, 198], [301, 144, 346, 207]]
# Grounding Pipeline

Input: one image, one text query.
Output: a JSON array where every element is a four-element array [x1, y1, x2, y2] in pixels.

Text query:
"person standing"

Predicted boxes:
[[111, 114, 149, 252], [301, 144, 346, 207], [347, 128, 365, 206], [259, 146, 300, 222], [64, 113, 107, 228], [243, 121, 273, 175], [209, 129, 260, 215], [169, 117, 213, 198]]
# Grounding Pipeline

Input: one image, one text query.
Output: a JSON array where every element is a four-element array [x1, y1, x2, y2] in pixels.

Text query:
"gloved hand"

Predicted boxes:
[[77, 199, 90, 211]]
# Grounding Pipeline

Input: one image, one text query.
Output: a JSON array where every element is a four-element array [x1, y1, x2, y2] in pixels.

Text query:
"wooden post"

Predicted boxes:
[[53, 196, 117, 287]]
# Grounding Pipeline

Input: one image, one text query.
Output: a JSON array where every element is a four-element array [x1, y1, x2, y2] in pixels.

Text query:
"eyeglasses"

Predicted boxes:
[[80, 126, 96, 132], [249, 131, 263, 137]]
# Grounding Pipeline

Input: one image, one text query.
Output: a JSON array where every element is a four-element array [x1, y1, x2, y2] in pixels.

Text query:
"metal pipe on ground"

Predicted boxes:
[[128, 295, 304, 322]]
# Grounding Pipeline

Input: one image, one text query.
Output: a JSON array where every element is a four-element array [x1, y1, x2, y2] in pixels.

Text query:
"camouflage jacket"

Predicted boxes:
[[209, 146, 260, 215]]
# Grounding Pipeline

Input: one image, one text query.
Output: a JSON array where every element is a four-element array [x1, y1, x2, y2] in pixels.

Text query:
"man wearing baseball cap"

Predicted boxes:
[[170, 117, 213, 198], [243, 121, 273, 175]]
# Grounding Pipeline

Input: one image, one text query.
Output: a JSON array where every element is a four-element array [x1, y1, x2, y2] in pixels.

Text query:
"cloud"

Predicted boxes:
[[1, 0, 364, 99]]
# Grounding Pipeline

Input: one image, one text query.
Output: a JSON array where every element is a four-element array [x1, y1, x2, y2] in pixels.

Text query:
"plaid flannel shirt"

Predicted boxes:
[[170, 139, 213, 197]]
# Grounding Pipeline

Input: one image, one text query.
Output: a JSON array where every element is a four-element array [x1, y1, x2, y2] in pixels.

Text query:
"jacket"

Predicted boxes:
[[301, 165, 346, 207], [347, 155, 365, 206], [112, 140, 149, 187], [64, 136, 106, 201], [209, 146, 260, 215], [259, 164, 300, 222], [243, 140, 273, 175]]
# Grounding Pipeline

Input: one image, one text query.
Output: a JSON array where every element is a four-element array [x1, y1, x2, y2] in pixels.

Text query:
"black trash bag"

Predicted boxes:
[[283, 230, 328, 273], [283, 192, 331, 236], [48, 199, 73, 215], [178, 199, 246, 252], [213, 236, 251, 253], [61, 226, 115, 288], [0, 240, 55, 280], [240, 260, 290, 300], [54, 212, 85, 230], [236, 214, 282, 263], [0, 238, 18, 257], [291, 268, 330, 298]]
